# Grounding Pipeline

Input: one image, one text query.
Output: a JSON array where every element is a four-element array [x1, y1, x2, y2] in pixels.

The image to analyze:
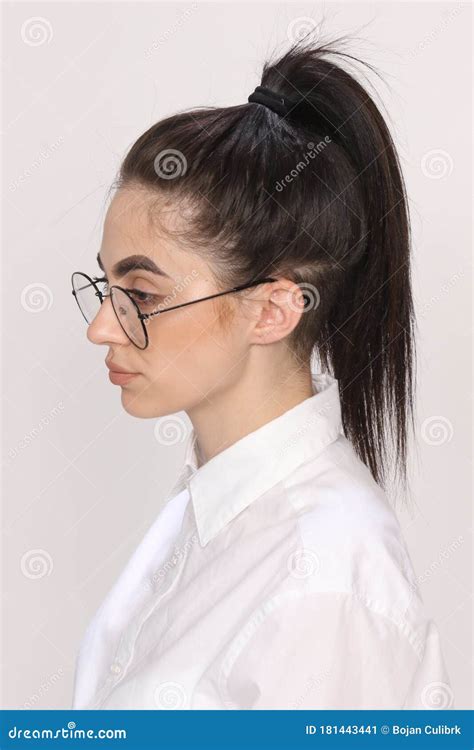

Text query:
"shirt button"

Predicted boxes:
[[110, 661, 122, 675]]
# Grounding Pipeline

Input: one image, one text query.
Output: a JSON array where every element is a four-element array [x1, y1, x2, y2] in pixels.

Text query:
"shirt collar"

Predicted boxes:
[[179, 371, 342, 547]]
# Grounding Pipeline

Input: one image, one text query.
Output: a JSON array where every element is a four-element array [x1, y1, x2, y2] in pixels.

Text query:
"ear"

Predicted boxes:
[[249, 280, 307, 346]]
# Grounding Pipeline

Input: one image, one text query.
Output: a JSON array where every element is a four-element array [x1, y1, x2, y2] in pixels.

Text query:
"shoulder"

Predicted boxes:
[[217, 438, 452, 708], [273, 434, 427, 651]]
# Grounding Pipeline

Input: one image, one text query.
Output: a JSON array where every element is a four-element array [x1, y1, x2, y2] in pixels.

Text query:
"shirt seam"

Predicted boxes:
[[289, 492, 425, 659], [218, 585, 426, 708], [279, 447, 426, 659]]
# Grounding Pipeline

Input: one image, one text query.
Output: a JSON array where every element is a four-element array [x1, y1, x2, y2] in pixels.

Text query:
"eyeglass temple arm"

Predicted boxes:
[[72, 275, 278, 317], [139, 277, 278, 320]]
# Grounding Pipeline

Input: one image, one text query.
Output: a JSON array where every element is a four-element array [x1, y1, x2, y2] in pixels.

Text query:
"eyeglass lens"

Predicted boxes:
[[71, 273, 147, 349]]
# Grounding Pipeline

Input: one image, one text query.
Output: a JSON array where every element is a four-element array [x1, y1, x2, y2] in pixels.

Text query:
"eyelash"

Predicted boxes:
[[92, 276, 162, 305]]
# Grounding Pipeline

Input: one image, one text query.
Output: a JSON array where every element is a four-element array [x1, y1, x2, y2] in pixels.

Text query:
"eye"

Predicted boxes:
[[128, 288, 163, 308]]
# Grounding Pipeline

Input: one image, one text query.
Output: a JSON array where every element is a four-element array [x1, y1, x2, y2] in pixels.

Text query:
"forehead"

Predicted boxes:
[[101, 187, 208, 283]]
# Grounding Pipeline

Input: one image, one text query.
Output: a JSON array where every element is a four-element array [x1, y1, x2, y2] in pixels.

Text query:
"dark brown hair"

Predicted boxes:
[[114, 33, 416, 494]]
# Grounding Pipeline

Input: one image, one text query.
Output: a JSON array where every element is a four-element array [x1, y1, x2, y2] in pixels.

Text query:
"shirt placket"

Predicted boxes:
[[87, 497, 196, 709]]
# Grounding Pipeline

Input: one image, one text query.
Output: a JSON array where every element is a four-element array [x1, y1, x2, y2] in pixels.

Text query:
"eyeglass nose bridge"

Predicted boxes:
[[95, 287, 109, 302]]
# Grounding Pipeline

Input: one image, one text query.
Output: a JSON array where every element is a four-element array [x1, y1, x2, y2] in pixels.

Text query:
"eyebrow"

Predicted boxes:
[[96, 252, 172, 280]]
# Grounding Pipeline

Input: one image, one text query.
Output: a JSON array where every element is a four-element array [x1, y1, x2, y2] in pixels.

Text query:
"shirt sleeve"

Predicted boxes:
[[219, 590, 451, 710]]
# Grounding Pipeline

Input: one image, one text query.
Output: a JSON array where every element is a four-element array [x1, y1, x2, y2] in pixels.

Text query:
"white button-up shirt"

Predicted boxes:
[[72, 372, 453, 710]]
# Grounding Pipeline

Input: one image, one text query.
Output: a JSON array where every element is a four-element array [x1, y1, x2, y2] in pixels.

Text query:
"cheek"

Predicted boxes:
[[142, 304, 214, 357], [148, 302, 239, 360], [120, 303, 246, 415]]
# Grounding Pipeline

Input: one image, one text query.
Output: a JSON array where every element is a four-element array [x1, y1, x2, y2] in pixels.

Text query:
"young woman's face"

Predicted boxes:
[[86, 187, 255, 418]]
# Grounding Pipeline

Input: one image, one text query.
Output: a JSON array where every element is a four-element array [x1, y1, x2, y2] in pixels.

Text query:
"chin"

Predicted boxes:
[[119, 387, 172, 420], [119, 388, 155, 418]]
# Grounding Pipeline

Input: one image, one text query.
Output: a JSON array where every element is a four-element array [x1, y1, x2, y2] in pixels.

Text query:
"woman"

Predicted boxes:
[[70, 36, 452, 710]]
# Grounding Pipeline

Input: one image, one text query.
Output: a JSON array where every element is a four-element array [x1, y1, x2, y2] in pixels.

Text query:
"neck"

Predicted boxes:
[[188, 359, 314, 467]]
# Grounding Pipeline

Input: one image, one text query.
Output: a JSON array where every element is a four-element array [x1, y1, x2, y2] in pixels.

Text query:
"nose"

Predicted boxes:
[[86, 296, 130, 347]]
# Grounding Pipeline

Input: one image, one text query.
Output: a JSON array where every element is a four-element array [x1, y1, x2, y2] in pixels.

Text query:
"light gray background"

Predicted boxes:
[[1, 1, 472, 709]]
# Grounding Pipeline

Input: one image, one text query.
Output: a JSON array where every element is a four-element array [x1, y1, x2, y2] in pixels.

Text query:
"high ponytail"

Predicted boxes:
[[117, 32, 416, 494], [261, 35, 416, 492]]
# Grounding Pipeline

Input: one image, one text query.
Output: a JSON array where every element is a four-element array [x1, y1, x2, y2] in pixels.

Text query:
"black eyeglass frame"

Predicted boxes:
[[71, 271, 278, 350]]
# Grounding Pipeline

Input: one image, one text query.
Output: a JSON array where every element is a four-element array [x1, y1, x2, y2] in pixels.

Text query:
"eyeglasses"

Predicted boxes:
[[71, 271, 278, 350]]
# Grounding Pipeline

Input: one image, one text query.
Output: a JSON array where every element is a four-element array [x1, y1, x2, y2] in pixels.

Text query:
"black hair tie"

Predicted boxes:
[[248, 85, 299, 117], [248, 84, 341, 144]]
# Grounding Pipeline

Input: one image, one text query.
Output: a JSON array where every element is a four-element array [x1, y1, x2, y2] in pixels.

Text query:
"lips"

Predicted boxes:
[[105, 360, 137, 375], [105, 360, 140, 386], [108, 371, 138, 385]]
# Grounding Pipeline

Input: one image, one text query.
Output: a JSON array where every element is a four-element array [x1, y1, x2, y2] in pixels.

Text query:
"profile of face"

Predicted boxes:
[[86, 187, 303, 420]]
